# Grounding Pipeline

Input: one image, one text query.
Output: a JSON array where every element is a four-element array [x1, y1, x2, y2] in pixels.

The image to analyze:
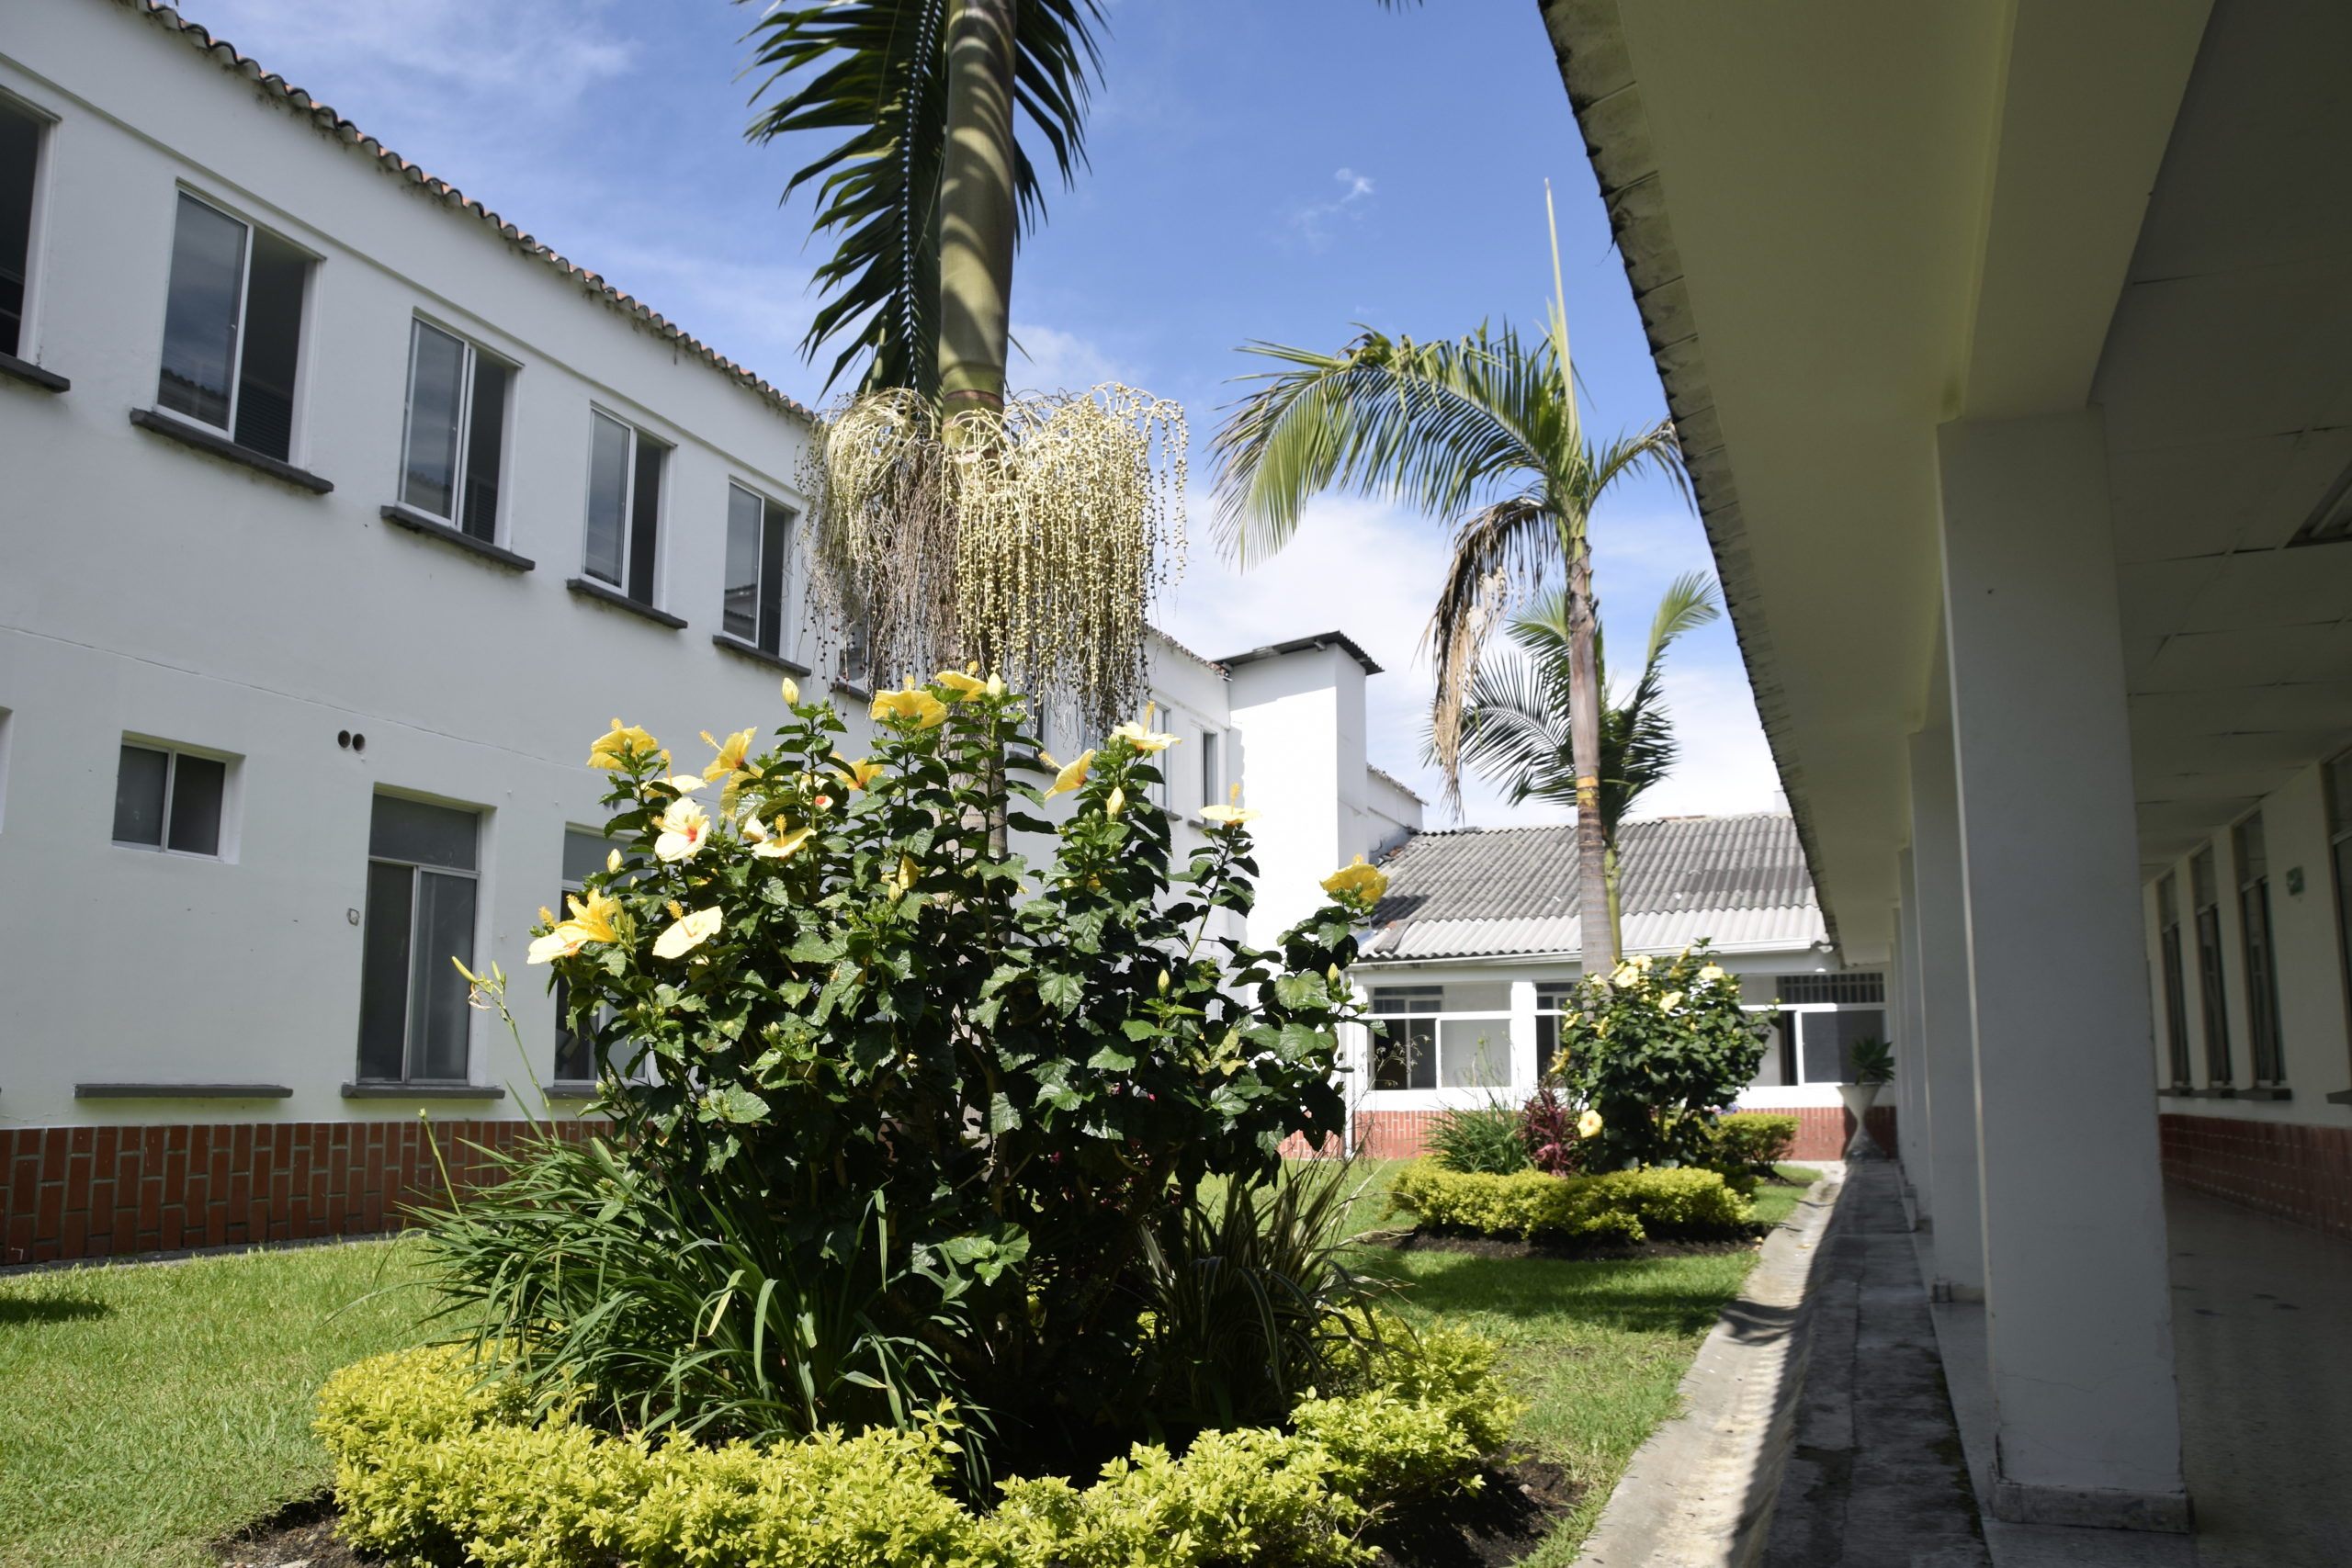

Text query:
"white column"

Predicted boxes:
[[1910, 697, 1986, 1298], [1894, 852, 1933, 1216], [1508, 978, 1538, 1096], [1939, 411, 2186, 1529]]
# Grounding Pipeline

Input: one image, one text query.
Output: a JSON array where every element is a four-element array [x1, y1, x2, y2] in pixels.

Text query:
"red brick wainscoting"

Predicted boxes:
[[1282, 1104, 1896, 1165], [2160, 1113, 2352, 1243], [0, 1120, 599, 1267]]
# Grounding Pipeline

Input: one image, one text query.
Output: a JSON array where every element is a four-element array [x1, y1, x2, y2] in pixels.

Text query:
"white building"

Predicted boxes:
[[0, 1, 1414, 1265], [1341, 814, 1884, 1159]]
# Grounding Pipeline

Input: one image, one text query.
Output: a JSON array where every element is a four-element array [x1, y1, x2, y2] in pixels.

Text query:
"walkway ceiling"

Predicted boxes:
[[1546, 0, 2352, 952]]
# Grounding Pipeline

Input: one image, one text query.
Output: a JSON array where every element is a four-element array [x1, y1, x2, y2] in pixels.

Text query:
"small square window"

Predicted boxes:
[[156, 192, 310, 461], [722, 482, 796, 654], [582, 410, 667, 605], [112, 741, 227, 856]]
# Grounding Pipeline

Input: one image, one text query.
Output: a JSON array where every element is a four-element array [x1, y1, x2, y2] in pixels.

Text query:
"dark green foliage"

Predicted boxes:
[[1709, 1112, 1798, 1177], [1552, 944, 1772, 1171], [1424, 1099, 1532, 1176], [1849, 1037, 1894, 1085]]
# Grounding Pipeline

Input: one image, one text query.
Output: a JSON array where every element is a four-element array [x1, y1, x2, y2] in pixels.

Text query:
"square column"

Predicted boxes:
[[1939, 411, 2187, 1529], [1893, 852, 1933, 1213], [1508, 978, 1539, 1094], [1910, 692, 1987, 1300]]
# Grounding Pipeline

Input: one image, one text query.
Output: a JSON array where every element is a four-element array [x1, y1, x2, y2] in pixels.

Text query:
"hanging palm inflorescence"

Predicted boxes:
[[1449, 572, 1721, 950], [1213, 194, 1690, 970]]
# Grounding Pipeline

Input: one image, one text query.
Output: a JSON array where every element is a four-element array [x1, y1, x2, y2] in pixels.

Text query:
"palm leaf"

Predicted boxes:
[[741, 0, 1105, 395]]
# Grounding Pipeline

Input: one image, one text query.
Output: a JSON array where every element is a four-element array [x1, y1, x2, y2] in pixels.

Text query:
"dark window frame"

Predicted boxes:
[[581, 408, 668, 607], [2191, 845, 2233, 1088], [153, 189, 311, 463], [2233, 814, 2287, 1086], [721, 480, 797, 656], [398, 316, 512, 541], [356, 795, 481, 1087], [0, 92, 53, 364], [110, 739, 230, 859], [2156, 873, 2193, 1089]]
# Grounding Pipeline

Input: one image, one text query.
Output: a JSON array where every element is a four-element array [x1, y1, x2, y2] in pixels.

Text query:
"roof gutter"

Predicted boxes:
[[1536, 0, 1842, 953]]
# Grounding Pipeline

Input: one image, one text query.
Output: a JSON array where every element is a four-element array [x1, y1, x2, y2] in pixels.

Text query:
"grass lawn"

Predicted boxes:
[[1355, 1163, 1824, 1564], [0, 1239, 435, 1568]]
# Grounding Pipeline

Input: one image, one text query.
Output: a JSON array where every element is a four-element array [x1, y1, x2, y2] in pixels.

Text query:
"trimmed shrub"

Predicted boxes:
[[1390, 1160, 1755, 1243], [317, 1325, 1521, 1568], [1425, 1099, 1531, 1176], [1711, 1111, 1799, 1176]]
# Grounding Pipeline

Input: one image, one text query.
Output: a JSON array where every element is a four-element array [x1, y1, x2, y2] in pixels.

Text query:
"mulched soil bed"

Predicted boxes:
[[220, 1463, 1577, 1568], [1386, 1227, 1765, 1262]]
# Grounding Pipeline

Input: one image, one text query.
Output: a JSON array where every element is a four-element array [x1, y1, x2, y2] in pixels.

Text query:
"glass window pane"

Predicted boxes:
[[583, 412, 631, 585], [563, 827, 611, 886], [1798, 1013, 1845, 1084], [166, 753, 224, 855], [553, 975, 594, 1082], [368, 795, 478, 871], [409, 870, 477, 1080], [1439, 1020, 1510, 1088], [401, 321, 467, 519], [0, 103, 38, 359], [157, 194, 245, 430], [112, 744, 168, 846], [760, 500, 789, 654], [628, 435, 664, 604], [723, 484, 763, 643], [232, 228, 305, 460], [1200, 730, 1219, 807], [461, 355, 508, 540], [356, 860, 414, 1081]]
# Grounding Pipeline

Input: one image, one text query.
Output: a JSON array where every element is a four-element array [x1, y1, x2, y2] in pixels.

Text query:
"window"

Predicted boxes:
[[722, 483, 795, 653], [0, 98, 43, 359], [2233, 814, 2286, 1085], [582, 410, 666, 604], [112, 741, 226, 856], [1533, 980, 1577, 1067], [156, 192, 309, 460], [2191, 846, 2233, 1086], [1370, 986, 1442, 1090], [553, 828, 608, 1084], [1774, 972, 1886, 1005], [356, 795, 480, 1084], [2156, 874, 2193, 1088], [400, 320, 509, 538], [2324, 750, 2352, 1060], [1199, 728, 1221, 811], [839, 612, 872, 692]]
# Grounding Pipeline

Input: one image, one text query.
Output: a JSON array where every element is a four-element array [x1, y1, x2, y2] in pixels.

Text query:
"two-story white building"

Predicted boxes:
[[0, 0, 1416, 1265]]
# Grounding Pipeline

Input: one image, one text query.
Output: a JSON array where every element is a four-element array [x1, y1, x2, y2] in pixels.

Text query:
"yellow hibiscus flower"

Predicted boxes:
[[1320, 855, 1389, 908], [587, 718, 662, 772], [654, 798, 712, 863], [779, 676, 800, 705], [526, 891, 623, 964], [1200, 804, 1260, 826], [832, 755, 886, 791], [871, 684, 948, 729], [751, 824, 816, 861], [1659, 991, 1685, 1012], [1576, 1110, 1604, 1139], [1698, 964, 1727, 986], [1105, 785, 1127, 818], [1109, 718, 1180, 753], [934, 670, 988, 700], [651, 905, 722, 960], [702, 728, 755, 783], [1045, 749, 1095, 797]]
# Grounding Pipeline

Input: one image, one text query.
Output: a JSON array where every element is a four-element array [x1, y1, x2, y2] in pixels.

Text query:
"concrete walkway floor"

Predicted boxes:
[[1764, 1159, 2352, 1566]]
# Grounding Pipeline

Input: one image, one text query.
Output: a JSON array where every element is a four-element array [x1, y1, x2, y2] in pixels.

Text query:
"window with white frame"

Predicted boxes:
[[582, 410, 667, 604], [0, 96, 45, 359], [1199, 728, 1221, 812], [2233, 813, 2286, 1085], [722, 483, 796, 655], [356, 795, 480, 1084], [400, 320, 510, 538], [112, 741, 227, 857], [1370, 986, 1442, 1089], [1532, 980, 1577, 1068], [156, 192, 309, 460]]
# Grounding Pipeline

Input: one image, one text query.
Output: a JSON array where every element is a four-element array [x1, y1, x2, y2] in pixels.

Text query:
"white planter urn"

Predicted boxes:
[[1838, 1082, 1884, 1160]]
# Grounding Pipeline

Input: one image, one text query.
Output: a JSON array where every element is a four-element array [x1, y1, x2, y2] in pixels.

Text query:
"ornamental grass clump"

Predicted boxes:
[[1549, 944, 1772, 1170], [424, 671, 1394, 1479]]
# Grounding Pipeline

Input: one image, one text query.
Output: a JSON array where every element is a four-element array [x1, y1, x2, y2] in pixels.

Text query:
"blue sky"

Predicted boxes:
[[189, 0, 1776, 824]]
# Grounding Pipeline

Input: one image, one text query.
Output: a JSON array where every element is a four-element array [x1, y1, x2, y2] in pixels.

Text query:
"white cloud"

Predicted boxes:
[[1157, 494, 1781, 829], [1286, 167, 1377, 249], [1010, 324, 1136, 395], [192, 0, 634, 114]]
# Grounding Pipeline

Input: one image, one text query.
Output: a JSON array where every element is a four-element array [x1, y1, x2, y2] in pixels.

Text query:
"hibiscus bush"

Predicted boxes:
[[435, 671, 1388, 1476], [1547, 945, 1770, 1170]]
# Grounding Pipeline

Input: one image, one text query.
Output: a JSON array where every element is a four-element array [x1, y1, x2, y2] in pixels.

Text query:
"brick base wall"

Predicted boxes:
[[0, 1120, 598, 1267], [1281, 1104, 1894, 1165], [2159, 1112, 2352, 1243]]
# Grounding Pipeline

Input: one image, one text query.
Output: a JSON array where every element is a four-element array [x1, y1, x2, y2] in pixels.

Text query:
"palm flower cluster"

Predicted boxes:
[[802, 385, 1187, 736]]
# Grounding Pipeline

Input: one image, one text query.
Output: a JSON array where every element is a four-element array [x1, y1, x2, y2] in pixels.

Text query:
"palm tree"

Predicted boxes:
[[1212, 197, 1688, 973], [1451, 572, 1720, 953]]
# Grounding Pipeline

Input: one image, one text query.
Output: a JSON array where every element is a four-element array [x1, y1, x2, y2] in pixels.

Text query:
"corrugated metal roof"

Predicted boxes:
[[120, 0, 816, 424], [1359, 814, 1821, 962]]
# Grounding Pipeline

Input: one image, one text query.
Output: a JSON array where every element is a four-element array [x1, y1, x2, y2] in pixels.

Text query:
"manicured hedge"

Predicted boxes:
[[1391, 1160, 1755, 1243], [316, 1321, 1525, 1568], [1711, 1112, 1799, 1174]]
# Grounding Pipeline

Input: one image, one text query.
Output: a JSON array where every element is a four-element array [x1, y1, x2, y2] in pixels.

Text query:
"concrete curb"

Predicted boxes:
[[1577, 1167, 1849, 1567]]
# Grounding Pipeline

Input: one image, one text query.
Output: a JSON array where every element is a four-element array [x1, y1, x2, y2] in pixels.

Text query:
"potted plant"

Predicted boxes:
[[1840, 1037, 1894, 1159]]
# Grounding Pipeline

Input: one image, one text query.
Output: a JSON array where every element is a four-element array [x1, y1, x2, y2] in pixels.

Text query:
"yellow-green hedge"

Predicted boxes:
[[1390, 1159, 1755, 1242], [316, 1322, 1525, 1568]]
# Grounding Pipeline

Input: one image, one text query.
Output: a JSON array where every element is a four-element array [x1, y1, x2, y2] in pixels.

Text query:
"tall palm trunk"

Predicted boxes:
[[1564, 527, 1616, 975], [938, 0, 1017, 415]]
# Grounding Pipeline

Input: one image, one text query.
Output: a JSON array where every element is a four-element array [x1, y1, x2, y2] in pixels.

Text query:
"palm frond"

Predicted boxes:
[[1643, 570, 1719, 665], [741, 0, 1105, 395]]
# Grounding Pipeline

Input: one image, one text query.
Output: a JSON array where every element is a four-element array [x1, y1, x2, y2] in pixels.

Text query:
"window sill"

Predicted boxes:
[[380, 504, 535, 571], [832, 681, 872, 701], [0, 351, 69, 392], [76, 1082, 292, 1100], [2327, 1088, 2352, 1106], [340, 1081, 506, 1100], [2235, 1085, 2294, 1101], [567, 576, 686, 629], [712, 633, 810, 675], [542, 1083, 600, 1101], [130, 408, 334, 493]]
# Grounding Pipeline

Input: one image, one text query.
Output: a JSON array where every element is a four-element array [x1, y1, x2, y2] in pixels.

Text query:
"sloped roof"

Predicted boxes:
[[121, 0, 816, 423], [1359, 814, 1825, 962]]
